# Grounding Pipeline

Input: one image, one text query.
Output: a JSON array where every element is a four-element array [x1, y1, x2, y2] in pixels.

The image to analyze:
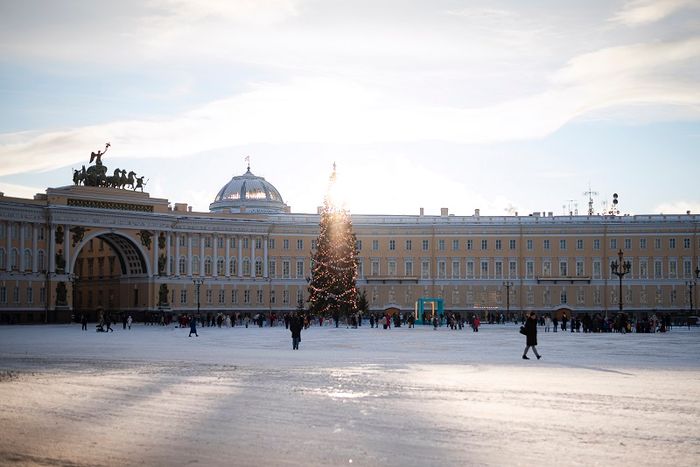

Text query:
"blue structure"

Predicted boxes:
[[416, 298, 444, 324]]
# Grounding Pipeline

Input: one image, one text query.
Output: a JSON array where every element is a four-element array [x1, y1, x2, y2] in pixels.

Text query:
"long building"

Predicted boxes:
[[1, 161, 699, 324]]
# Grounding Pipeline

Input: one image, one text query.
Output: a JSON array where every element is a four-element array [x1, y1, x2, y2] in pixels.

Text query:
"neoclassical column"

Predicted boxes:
[[187, 234, 193, 276], [200, 235, 205, 276], [153, 230, 159, 276], [250, 236, 255, 277], [48, 224, 56, 274], [63, 224, 70, 274], [238, 235, 243, 278], [225, 235, 231, 278], [4, 221, 11, 271], [32, 223, 38, 273], [263, 235, 268, 278], [19, 223, 25, 272], [212, 234, 218, 277], [174, 233, 180, 277], [166, 233, 172, 276]]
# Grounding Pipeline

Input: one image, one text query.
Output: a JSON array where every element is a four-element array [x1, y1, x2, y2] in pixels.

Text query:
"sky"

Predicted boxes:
[[0, 0, 699, 216]]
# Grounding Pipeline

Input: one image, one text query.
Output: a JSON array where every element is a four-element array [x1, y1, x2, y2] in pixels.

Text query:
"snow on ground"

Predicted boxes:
[[1, 323, 699, 467]]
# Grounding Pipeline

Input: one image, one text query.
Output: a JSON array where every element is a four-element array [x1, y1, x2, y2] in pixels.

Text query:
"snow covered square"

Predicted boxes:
[[1, 323, 699, 466]]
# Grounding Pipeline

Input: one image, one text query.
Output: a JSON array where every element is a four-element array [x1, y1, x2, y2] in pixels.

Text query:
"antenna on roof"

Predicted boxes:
[[584, 184, 598, 216]]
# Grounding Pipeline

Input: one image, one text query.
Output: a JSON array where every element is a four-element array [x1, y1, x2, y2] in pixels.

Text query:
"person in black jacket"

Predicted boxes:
[[290, 312, 303, 350], [522, 311, 541, 360]]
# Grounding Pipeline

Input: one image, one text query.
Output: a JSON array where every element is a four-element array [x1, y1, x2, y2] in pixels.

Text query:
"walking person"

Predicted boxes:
[[80, 314, 88, 331], [290, 312, 303, 350], [127, 315, 132, 330], [522, 311, 541, 360], [189, 315, 198, 337]]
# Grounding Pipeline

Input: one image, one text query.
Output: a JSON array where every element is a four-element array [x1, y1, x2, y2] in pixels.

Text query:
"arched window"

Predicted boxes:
[[10, 249, 18, 271], [204, 257, 212, 276], [23, 249, 32, 272], [229, 258, 237, 275], [217, 257, 225, 275], [243, 258, 251, 276], [255, 258, 263, 277], [179, 256, 186, 275], [192, 256, 200, 275]]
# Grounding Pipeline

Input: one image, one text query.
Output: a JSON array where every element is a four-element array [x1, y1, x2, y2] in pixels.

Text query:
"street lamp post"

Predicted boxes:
[[686, 267, 700, 317], [610, 249, 631, 312], [193, 278, 204, 316], [503, 281, 513, 318]]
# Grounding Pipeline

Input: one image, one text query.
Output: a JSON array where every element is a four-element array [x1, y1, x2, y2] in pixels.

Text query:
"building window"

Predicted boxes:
[[481, 240, 488, 250], [270, 290, 276, 304], [437, 260, 446, 279], [405, 260, 413, 277], [269, 260, 276, 278], [371, 260, 380, 276], [204, 257, 212, 276], [610, 239, 617, 250], [684, 260, 692, 278], [297, 239, 304, 250], [244, 289, 250, 304], [640, 238, 647, 249], [640, 260, 648, 278], [283, 289, 290, 304], [466, 260, 474, 278], [655, 238, 661, 249], [560, 239, 566, 250], [192, 256, 200, 275], [268, 238, 275, 250], [217, 258, 225, 276], [283, 261, 290, 279], [180, 289, 187, 304], [438, 240, 445, 251], [296, 260, 304, 278], [576, 261, 584, 276], [372, 240, 379, 251], [559, 261, 568, 276], [509, 261, 517, 278], [203, 237, 212, 248], [543, 240, 550, 250], [357, 259, 364, 277], [232, 289, 238, 304], [422, 240, 429, 251], [509, 239, 516, 250], [684, 238, 691, 249], [576, 239, 584, 250], [669, 260, 677, 278], [243, 259, 251, 276], [0, 286, 6, 304], [0, 248, 4, 270], [257, 289, 263, 304], [526, 261, 534, 278], [389, 240, 396, 251], [255, 259, 263, 277], [296, 289, 304, 305], [218, 289, 225, 304], [480, 260, 489, 277], [388, 260, 396, 276], [654, 261, 662, 278], [624, 239, 631, 250], [405, 240, 412, 251], [311, 239, 317, 250], [452, 261, 460, 279], [467, 240, 473, 250], [206, 289, 212, 304], [179, 257, 186, 275], [495, 261, 503, 278], [560, 290, 567, 304], [283, 239, 289, 250], [453, 239, 460, 251], [593, 239, 600, 250], [243, 238, 249, 249], [495, 240, 502, 250], [421, 261, 430, 278], [356, 240, 362, 251], [669, 238, 676, 249], [26, 287, 33, 304], [543, 261, 551, 276], [229, 259, 237, 276]]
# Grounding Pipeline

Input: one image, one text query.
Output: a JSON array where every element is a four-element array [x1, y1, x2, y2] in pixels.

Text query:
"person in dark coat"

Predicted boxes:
[[290, 312, 303, 350], [189, 315, 198, 337], [522, 311, 541, 360]]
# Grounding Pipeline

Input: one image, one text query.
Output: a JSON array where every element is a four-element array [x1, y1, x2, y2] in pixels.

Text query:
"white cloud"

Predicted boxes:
[[610, 0, 699, 26]]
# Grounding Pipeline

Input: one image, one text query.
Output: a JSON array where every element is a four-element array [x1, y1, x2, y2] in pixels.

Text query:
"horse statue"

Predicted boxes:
[[126, 171, 137, 189]]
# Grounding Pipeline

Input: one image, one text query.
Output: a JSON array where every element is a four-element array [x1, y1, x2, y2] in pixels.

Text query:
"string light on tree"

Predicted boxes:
[[307, 163, 359, 322]]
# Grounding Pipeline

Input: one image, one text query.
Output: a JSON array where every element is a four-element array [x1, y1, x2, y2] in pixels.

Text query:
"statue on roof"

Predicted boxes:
[[90, 142, 110, 165]]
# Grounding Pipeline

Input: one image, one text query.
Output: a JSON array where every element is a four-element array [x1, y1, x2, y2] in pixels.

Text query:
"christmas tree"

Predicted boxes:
[[307, 164, 359, 322]]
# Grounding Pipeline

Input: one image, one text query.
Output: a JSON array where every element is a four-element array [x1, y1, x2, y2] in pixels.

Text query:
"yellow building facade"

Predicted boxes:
[[1, 167, 699, 323]]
